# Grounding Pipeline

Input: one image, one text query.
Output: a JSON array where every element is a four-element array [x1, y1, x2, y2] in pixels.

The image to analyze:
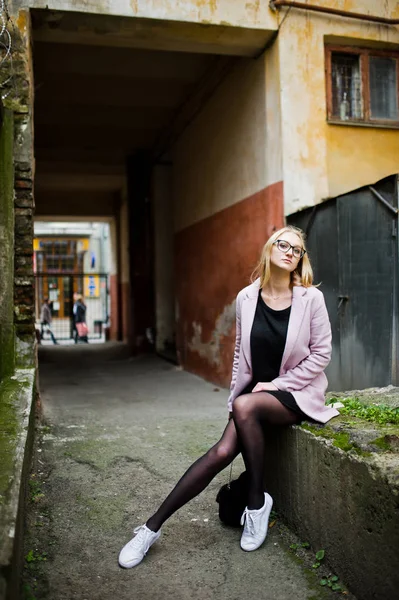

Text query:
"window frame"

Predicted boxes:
[[325, 45, 399, 128]]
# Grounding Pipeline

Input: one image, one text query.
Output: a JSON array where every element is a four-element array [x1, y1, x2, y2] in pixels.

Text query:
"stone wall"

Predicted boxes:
[[0, 15, 37, 600], [14, 155, 35, 367], [0, 109, 15, 380], [264, 411, 399, 600], [3, 11, 36, 368]]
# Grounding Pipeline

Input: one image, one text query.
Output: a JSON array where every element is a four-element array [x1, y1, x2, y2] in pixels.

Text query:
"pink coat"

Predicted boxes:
[[227, 279, 339, 423]]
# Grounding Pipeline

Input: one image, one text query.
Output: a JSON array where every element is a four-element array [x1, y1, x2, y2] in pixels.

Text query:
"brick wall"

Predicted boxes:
[[14, 158, 35, 353], [4, 13, 36, 367]]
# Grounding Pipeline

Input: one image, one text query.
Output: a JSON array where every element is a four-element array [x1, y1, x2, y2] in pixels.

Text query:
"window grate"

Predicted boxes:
[[369, 56, 398, 120], [331, 52, 363, 120], [326, 46, 399, 126]]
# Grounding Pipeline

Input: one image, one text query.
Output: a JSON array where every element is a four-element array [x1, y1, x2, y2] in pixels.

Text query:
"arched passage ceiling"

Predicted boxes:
[[32, 9, 275, 217]]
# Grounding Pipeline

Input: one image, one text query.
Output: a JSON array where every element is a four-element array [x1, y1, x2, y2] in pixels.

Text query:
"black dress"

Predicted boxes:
[[242, 290, 308, 420]]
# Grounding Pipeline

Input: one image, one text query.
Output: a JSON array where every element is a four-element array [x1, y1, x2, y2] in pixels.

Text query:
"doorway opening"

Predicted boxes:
[[34, 221, 111, 345]]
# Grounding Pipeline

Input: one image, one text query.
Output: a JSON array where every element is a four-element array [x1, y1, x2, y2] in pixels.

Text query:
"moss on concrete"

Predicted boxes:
[[0, 378, 20, 504], [300, 423, 370, 456], [0, 369, 34, 505], [15, 335, 36, 369], [60, 438, 118, 471], [331, 432, 357, 453], [371, 434, 399, 452], [0, 108, 15, 379], [371, 436, 391, 452], [74, 492, 130, 532], [301, 396, 399, 459]]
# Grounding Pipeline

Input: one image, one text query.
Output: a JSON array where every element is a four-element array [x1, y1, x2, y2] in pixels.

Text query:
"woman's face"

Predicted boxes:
[[270, 232, 303, 273]]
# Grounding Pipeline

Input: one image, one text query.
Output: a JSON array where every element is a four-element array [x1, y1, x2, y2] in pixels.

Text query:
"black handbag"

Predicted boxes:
[[216, 466, 249, 527]]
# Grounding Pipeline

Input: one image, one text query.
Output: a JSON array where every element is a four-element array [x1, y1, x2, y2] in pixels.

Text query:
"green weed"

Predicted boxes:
[[29, 478, 44, 503], [312, 549, 325, 569], [25, 549, 48, 563], [22, 583, 37, 600], [320, 574, 342, 592], [327, 397, 399, 425]]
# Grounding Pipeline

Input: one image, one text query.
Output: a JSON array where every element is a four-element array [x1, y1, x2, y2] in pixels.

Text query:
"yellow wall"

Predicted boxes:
[[265, 41, 283, 192], [276, 0, 399, 214], [327, 126, 399, 197], [11, 0, 277, 29]]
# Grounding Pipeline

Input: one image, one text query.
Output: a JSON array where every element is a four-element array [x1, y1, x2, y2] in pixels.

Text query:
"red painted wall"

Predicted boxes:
[[174, 181, 284, 388], [120, 281, 131, 344], [109, 274, 119, 340]]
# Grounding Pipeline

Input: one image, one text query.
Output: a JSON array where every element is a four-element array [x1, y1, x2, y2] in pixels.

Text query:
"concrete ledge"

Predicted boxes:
[[264, 398, 399, 600], [0, 368, 36, 600]]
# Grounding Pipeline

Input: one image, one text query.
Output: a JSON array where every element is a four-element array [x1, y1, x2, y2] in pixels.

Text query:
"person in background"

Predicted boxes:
[[40, 297, 58, 345], [73, 293, 89, 343]]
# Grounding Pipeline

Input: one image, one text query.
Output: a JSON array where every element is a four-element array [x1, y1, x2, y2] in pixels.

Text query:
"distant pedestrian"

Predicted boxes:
[[40, 298, 58, 345], [118, 225, 339, 568], [73, 294, 89, 343]]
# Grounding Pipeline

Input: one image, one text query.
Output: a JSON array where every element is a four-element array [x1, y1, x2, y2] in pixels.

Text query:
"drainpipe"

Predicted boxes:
[[270, 1, 399, 25]]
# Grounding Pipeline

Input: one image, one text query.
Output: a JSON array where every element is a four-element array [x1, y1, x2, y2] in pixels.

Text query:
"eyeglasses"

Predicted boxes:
[[273, 239, 306, 259]]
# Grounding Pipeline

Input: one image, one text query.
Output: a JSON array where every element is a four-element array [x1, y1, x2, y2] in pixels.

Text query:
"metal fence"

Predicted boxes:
[[35, 273, 109, 343]]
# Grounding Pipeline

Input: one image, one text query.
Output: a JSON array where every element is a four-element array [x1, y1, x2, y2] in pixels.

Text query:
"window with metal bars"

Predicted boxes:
[[326, 46, 399, 126], [35, 239, 85, 273]]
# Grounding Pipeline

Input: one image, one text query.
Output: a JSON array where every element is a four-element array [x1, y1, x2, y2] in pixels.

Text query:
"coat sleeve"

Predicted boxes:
[[227, 291, 242, 408], [271, 293, 332, 391]]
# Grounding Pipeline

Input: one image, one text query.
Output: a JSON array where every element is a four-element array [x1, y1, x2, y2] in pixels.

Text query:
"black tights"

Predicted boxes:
[[146, 393, 301, 532]]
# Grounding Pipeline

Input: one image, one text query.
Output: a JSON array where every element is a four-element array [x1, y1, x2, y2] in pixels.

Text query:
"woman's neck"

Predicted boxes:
[[262, 270, 292, 298]]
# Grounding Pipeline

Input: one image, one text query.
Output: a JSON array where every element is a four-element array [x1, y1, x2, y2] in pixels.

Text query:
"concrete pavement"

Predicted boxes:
[[22, 345, 354, 600]]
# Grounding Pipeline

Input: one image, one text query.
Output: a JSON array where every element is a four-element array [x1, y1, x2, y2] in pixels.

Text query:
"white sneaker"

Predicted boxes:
[[240, 492, 273, 551], [118, 524, 161, 568]]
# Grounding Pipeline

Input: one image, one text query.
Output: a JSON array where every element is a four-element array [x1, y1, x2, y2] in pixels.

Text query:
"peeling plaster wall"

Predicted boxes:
[[265, 40, 283, 191], [172, 53, 285, 385], [173, 56, 273, 231], [188, 299, 236, 367], [175, 182, 284, 386], [277, 0, 399, 215], [9, 0, 277, 29], [171, 52, 286, 385]]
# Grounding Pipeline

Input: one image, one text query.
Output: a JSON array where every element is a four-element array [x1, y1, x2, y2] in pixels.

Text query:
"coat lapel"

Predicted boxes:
[[240, 281, 309, 374], [280, 286, 308, 372], [241, 279, 259, 367]]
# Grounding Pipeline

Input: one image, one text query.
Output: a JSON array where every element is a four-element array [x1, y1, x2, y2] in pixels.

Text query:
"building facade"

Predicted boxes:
[[1, 0, 399, 387], [1, 4, 399, 592]]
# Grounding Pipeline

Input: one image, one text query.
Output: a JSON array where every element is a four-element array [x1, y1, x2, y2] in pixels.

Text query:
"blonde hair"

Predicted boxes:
[[251, 226, 314, 288]]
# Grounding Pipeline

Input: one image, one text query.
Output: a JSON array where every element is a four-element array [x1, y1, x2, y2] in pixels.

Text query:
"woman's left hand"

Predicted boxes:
[[252, 382, 278, 393]]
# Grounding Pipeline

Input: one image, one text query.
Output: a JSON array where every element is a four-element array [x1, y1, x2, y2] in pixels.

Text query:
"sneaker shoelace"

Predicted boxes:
[[129, 526, 151, 553], [240, 508, 257, 536]]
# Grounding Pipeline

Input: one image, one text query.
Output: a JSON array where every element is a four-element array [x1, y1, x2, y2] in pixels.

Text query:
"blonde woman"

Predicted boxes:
[[119, 225, 339, 568]]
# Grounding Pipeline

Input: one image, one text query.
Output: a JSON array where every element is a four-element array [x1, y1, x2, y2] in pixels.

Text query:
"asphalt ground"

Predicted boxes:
[[21, 344, 355, 600]]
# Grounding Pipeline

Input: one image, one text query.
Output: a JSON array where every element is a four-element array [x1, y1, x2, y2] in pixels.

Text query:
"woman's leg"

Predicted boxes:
[[146, 418, 239, 532], [232, 393, 301, 510]]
